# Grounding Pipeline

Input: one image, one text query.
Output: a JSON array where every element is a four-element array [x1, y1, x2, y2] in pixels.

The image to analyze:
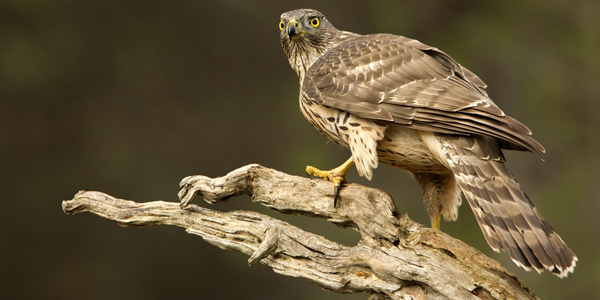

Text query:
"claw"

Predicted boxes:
[[333, 185, 339, 207], [306, 171, 313, 179]]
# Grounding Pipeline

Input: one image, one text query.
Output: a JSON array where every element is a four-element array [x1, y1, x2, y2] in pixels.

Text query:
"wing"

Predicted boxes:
[[302, 34, 545, 158], [440, 134, 576, 276]]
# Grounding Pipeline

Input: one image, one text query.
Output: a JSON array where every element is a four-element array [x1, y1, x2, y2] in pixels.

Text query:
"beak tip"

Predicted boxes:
[[287, 22, 299, 39]]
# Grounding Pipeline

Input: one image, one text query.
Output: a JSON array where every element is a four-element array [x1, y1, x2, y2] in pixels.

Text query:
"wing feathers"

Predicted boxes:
[[304, 33, 544, 158], [413, 109, 544, 158]]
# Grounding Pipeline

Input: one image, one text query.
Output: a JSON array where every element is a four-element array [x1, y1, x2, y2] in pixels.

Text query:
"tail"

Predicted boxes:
[[439, 134, 577, 277]]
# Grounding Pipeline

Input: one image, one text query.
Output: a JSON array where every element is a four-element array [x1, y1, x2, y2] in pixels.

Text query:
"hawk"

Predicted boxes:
[[279, 9, 576, 277]]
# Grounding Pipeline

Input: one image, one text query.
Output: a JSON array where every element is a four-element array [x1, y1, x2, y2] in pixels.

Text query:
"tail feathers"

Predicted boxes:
[[533, 204, 578, 277], [440, 134, 577, 277]]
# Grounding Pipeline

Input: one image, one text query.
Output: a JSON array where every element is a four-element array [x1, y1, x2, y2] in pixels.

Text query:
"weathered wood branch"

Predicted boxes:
[[62, 164, 538, 300]]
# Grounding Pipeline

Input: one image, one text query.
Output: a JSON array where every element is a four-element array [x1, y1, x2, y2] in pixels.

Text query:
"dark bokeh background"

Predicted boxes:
[[2, 0, 598, 299]]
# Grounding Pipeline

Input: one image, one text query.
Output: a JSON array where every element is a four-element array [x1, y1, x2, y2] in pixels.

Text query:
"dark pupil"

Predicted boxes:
[[312, 19, 317, 25]]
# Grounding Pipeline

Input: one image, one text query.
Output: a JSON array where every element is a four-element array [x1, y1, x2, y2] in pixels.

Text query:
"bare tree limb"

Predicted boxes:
[[62, 164, 538, 300]]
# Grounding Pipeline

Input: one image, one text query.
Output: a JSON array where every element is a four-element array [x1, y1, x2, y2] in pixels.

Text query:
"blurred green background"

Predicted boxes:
[[1, 0, 598, 299]]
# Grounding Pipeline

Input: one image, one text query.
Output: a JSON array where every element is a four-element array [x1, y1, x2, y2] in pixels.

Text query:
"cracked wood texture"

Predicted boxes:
[[62, 164, 538, 300]]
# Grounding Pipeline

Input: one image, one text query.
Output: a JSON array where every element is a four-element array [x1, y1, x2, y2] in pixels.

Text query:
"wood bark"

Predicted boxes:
[[62, 164, 538, 300]]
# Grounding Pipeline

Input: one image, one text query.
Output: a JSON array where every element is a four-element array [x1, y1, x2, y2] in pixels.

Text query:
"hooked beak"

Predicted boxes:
[[287, 20, 300, 39]]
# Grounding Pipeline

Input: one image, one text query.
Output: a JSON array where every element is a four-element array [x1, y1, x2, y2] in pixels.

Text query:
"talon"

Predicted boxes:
[[333, 185, 339, 207], [332, 176, 345, 207]]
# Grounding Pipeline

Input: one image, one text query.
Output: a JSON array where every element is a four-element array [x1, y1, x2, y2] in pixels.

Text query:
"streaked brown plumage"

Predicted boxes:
[[279, 8, 576, 277]]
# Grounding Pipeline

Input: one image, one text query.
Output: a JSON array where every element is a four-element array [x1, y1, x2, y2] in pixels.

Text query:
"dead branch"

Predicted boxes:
[[62, 164, 538, 300]]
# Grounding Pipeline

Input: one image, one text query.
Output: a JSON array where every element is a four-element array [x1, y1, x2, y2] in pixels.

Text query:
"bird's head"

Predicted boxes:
[[279, 9, 339, 77]]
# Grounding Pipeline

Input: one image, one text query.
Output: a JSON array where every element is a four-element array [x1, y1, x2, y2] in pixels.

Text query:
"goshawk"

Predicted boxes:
[[279, 8, 576, 277]]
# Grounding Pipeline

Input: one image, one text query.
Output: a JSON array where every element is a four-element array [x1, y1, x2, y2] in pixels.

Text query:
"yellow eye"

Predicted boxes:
[[279, 21, 285, 31], [310, 17, 319, 27]]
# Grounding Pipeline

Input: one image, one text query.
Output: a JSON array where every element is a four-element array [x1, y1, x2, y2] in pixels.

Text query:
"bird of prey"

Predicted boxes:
[[279, 8, 576, 277]]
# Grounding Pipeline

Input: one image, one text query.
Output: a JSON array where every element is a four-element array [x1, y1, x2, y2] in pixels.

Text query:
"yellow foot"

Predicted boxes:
[[306, 158, 355, 207]]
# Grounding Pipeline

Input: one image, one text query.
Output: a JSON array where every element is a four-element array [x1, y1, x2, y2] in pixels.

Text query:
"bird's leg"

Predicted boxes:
[[430, 213, 440, 230], [306, 157, 355, 206], [414, 172, 450, 230]]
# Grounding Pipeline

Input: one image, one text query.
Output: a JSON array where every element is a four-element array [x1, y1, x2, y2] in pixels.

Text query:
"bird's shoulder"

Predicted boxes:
[[307, 33, 487, 94]]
